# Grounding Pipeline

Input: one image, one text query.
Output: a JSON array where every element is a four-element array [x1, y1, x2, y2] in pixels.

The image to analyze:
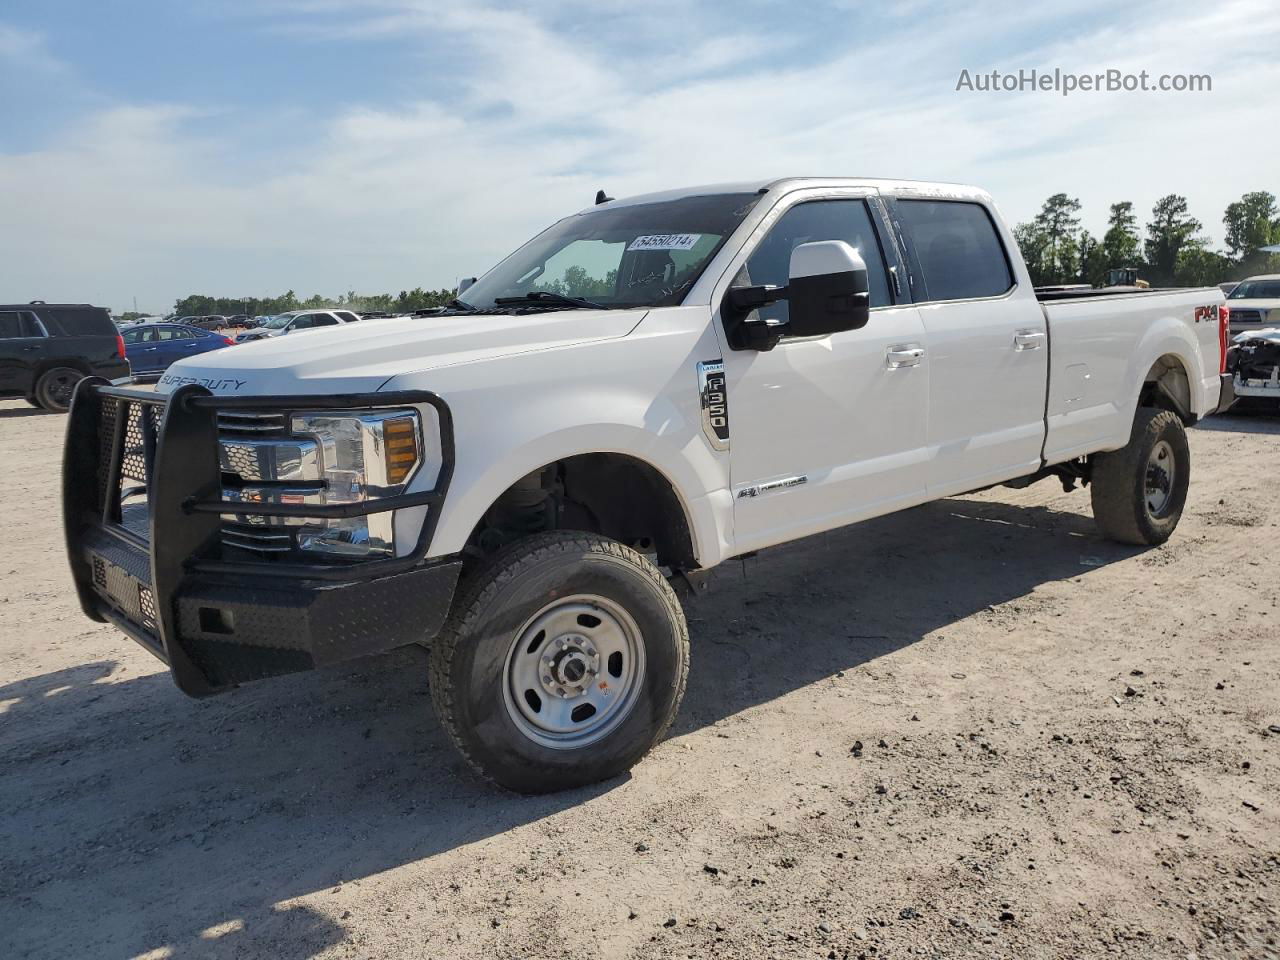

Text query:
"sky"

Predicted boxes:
[[1, 0, 1277, 314]]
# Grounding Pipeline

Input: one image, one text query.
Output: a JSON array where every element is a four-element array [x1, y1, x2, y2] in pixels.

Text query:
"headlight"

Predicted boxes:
[[219, 407, 438, 559], [289, 410, 424, 558]]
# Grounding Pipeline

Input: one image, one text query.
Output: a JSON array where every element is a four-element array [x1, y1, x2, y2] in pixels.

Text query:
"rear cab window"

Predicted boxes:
[[892, 199, 1013, 302], [34, 306, 114, 337]]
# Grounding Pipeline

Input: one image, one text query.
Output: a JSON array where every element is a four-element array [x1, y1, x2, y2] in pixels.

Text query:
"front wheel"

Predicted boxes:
[[429, 531, 689, 794], [1090, 408, 1190, 545]]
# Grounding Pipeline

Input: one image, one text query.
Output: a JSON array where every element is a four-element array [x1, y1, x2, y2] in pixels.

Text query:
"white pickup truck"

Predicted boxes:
[[64, 178, 1232, 793]]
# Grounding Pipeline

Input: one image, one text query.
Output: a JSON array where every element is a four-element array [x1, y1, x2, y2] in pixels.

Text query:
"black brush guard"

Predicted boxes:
[[63, 380, 461, 696]]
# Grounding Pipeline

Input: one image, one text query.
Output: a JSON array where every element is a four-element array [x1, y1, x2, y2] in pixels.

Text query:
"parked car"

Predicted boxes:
[[1224, 326, 1280, 409], [190, 315, 230, 331], [1225, 275, 1280, 334], [225, 314, 252, 328], [1, 301, 129, 411], [121, 322, 235, 377], [64, 177, 1232, 793], [234, 309, 352, 343]]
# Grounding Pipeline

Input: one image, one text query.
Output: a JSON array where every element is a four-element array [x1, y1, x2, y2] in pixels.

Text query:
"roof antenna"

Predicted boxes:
[[595, 189, 614, 205]]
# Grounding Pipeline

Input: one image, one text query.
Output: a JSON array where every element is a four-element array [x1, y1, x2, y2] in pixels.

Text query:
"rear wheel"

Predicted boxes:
[[429, 531, 689, 793], [34, 367, 84, 412], [1090, 408, 1190, 545]]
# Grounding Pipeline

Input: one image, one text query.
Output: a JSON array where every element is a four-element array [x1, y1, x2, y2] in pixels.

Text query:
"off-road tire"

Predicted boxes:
[[1090, 408, 1190, 546], [34, 367, 84, 413], [429, 531, 690, 794]]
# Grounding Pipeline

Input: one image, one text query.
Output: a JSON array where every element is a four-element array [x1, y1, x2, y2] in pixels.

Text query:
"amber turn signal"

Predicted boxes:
[[382, 416, 419, 484]]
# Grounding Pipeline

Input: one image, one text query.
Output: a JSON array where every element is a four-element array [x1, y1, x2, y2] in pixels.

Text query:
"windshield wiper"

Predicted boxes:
[[493, 291, 606, 310]]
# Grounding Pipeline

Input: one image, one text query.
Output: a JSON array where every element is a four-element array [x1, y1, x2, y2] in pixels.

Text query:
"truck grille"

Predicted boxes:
[[1230, 309, 1263, 325], [93, 397, 305, 559], [217, 411, 287, 435], [221, 522, 295, 554]]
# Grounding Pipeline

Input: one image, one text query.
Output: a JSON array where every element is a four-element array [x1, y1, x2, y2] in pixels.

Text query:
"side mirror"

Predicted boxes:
[[457, 276, 477, 295], [722, 240, 871, 351], [786, 240, 870, 339]]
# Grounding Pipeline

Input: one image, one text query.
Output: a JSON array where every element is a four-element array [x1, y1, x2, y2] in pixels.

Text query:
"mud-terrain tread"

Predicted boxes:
[[428, 530, 690, 789], [1090, 408, 1188, 546]]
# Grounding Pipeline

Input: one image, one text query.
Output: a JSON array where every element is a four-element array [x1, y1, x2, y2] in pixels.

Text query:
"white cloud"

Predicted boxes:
[[1, 0, 1277, 312]]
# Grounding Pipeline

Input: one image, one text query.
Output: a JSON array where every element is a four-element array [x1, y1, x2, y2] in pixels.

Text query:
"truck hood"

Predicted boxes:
[[1226, 299, 1280, 311], [156, 308, 646, 396]]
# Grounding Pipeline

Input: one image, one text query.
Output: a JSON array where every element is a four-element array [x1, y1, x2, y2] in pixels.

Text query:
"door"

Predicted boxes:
[[155, 326, 203, 368], [0, 310, 49, 393], [889, 198, 1048, 496], [716, 193, 931, 554], [124, 326, 162, 372]]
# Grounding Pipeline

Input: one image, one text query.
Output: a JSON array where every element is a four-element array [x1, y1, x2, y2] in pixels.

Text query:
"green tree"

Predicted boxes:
[[1222, 191, 1279, 266], [1102, 201, 1141, 270], [1174, 245, 1231, 287], [1144, 195, 1202, 285], [1032, 193, 1082, 284], [1077, 230, 1108, 287], [1012, 221, 1052, 287]]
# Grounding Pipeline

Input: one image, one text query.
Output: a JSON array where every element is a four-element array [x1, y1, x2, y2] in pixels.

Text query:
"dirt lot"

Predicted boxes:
[[1, 399, 1277, 960]]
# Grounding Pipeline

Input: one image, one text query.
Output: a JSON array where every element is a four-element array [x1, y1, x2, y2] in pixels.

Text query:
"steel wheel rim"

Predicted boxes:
[[1145, 439, 1176, 516], [502, 594, 646, 750]]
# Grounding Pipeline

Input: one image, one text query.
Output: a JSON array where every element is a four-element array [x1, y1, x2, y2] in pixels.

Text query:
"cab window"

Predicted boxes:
[[894, 200, 1013, 301], [740, 200, 891, 324]]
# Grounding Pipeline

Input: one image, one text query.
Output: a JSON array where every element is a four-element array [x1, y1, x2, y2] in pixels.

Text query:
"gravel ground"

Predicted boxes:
[[1, 398, 1278, 960]]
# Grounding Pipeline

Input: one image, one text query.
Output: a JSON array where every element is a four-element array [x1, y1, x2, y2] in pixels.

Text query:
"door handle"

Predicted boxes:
[[20, 346, 40, 352], [1014, 329, 1045, 350], [886, 344, 925, 369]]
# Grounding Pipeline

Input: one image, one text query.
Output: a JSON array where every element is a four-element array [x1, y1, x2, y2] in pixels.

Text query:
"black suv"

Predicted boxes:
[[0, 302, 129, 411]]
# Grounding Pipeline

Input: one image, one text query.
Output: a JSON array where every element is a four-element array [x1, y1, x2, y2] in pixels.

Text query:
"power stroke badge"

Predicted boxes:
[[697, 359, 729, 451]]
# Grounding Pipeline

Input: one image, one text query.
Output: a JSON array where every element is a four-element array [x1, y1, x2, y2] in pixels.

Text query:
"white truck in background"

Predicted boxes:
[[65, 177, 1231, 793]]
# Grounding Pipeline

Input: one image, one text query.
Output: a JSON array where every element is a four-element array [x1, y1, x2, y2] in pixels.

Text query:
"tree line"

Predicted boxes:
[[1014, 190, 1280, 288], [132, 287, 458, 322]]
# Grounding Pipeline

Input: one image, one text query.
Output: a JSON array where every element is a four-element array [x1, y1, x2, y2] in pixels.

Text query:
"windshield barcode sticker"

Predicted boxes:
[[628, 234, 703, 252]]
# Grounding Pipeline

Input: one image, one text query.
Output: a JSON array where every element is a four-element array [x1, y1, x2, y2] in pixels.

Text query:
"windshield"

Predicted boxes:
[[263, 314, 293, 329], [459, 193, 761, 310], [1229, 280, 1280, 300]]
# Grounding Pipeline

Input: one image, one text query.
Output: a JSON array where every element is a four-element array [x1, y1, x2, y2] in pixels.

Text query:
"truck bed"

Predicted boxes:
[[1039, 286, 1223, 465]]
